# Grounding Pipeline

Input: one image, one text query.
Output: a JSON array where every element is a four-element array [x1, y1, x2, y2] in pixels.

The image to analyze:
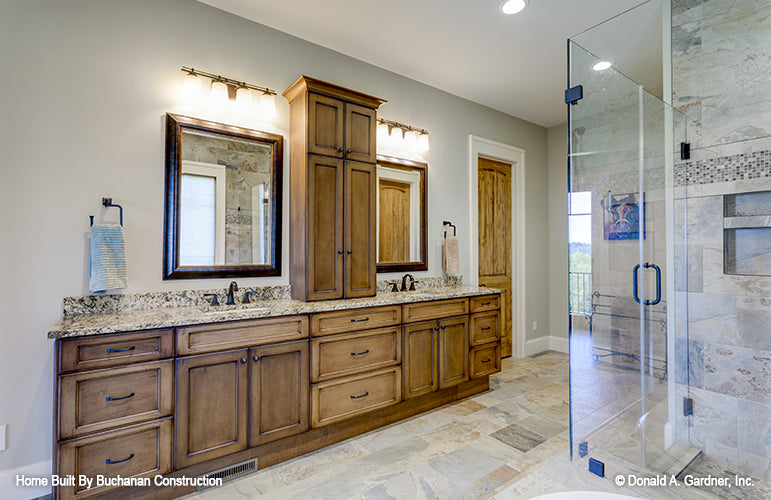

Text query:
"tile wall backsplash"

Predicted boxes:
[[62, 276, 464, 316]]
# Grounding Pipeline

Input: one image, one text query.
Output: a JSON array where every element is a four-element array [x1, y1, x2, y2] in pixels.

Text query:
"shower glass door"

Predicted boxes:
[[568, 39, 688, 474]]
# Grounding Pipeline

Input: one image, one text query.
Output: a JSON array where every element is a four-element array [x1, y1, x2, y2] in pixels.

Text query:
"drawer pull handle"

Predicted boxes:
[[351, 317, 369, 323], [106, 346, 135, 353], [253, 355, 260, 362], [106, 392, 135, 402], [481, 301, 492, 306], [350, 391, 369, 399], [481, 327, 491, 331], [482, 358, 492, 363], [350, 349, 369, 356], [106, 453, 134, 465]]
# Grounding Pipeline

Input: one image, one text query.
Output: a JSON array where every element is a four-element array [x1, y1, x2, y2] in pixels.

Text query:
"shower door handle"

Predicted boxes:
[[633, 263, 661, 306]]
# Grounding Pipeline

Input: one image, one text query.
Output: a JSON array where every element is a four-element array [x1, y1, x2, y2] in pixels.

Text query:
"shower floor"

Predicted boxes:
[[676, 453, 771, 500]]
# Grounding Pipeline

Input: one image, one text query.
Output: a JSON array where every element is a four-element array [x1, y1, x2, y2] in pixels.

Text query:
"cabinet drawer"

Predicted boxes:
[[470, 343, 501, 379], [470, 294, 501, 313], [470, 311, 501, 346], [311, 327, 401, 382], [311, 366, 401, 427], [402, 298, 468, 323], [58, 418, 172, 499], [177, 315, 309, 355], [311, 305, 401, 336], [59, 329, 173, 373], [60, 360, 173, 439]]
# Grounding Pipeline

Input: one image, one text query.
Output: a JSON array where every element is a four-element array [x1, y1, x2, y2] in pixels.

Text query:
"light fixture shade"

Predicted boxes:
[[389, 126, 403, 147], [182, 72, 202, 102], [593, 61, 612, 71], [210, 80, 229, 104], [404, 130, 418, 150], [235, 87, 253, 108], [418, 132, 430, 152], [377, 122, 389, 146], [259, 92, 277, 119], [501, 0, 527, 15]]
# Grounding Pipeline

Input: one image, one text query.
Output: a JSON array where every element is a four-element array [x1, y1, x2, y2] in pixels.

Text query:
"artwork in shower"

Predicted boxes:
[[603, 192, 644, 240]]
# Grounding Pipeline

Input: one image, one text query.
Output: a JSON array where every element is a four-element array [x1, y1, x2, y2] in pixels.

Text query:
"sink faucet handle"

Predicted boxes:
[[226, 281, 239, 305], [243, 291, 260, 304], [203, 293, 220, 306], [391, 282, 399, 293], [408, 280, 417, 291]]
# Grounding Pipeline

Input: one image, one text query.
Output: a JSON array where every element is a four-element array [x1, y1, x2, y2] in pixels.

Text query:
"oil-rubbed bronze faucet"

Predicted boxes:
[[226, 281, 239, 305], [400, 274, 416, 291]]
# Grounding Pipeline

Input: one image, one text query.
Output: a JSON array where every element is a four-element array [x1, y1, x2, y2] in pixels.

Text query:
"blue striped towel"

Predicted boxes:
[[89, 224, 128, 292]]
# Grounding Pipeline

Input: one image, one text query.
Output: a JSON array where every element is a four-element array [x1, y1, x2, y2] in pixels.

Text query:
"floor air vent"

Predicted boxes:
[[197, 458, 258, 491]]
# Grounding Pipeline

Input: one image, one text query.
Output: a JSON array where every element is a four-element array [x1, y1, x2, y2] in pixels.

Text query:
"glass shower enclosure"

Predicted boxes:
[[567, 36, 690, 475]]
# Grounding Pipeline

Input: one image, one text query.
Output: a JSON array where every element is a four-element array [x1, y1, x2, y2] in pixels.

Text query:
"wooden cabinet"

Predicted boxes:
[[250, 341, 309, 446], [311, 327, 401, 382], [311, 366, 401, 426], [175, 349, 249, 468], [175, 340, 310, 467], [284, 76, 385, 301], [438, 317, 469, 389], [402, 321, 439, 399]]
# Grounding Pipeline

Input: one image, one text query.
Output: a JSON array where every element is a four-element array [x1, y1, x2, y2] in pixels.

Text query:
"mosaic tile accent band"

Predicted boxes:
[[675, 150, 771, 187], [63, 276, 463, 316]]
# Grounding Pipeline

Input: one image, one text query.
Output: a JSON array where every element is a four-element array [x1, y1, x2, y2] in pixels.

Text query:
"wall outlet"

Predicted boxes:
[[0, 424, 6, 451], [532, 320, 537, 332]]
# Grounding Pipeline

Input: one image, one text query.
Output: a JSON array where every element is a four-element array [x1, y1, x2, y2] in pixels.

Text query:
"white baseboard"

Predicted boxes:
[[0, 460, 52, 500], [524, 335, 569, 356]]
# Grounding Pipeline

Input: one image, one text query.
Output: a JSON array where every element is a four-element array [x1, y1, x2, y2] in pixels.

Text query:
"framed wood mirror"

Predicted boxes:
[[164, 113, 283, 279], [376, 155, 427, 273]]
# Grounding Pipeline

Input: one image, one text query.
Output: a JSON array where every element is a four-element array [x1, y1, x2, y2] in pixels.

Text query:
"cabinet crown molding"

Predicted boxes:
[[283, 75, 387, 109]]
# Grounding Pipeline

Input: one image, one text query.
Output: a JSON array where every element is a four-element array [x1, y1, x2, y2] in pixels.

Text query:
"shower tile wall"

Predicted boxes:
[[673, 0, 771, 482]]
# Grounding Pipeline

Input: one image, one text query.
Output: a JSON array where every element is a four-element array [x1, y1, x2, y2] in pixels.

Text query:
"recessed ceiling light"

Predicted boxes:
[[501, 0, 527, 15], [593, 61, 612, 71]]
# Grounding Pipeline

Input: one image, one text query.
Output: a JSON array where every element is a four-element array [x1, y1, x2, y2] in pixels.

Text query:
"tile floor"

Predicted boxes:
[[184, 351, 765, 499]]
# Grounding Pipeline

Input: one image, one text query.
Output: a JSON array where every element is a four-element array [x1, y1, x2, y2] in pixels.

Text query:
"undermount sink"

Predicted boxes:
[[199, 304, 272, 315]]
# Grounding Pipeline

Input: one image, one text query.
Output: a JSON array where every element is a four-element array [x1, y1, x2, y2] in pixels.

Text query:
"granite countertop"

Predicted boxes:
[[48, 286, 502, 339]]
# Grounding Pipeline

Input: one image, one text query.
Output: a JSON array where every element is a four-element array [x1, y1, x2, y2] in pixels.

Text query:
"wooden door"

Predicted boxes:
[[344, 103, 377, 163], [249, 341, 309, 446], [378, 179, 411, 263], [175, 350, 248, 468], [438, 317, 469, 389], [402, 322, 438, 399], [308, 154, 345, 300], [478, 157, 513, 356], [308, 93, 344, 158], [344, 160, 377, 298]]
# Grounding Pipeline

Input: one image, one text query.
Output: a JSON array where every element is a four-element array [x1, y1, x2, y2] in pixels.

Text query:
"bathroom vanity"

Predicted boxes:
[[49, 287, 502, 499]]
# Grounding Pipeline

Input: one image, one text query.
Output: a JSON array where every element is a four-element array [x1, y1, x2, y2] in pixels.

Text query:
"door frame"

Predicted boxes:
[[468, 136, 526, 358]]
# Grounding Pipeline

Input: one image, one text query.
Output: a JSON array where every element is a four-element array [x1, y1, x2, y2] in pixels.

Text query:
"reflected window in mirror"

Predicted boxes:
[[376, 155, 427, 273], [164, 113, 283, 279]]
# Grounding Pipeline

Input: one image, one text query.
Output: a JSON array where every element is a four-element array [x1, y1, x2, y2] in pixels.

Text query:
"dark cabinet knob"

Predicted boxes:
[[240, 358, 247, 364], [338, 147, 344, 152], [347, 250, 352, 254], [253, 355, 260, 362], [440, 325, 446, 329], [338, 250, 344, 254], [433, 326, 439, 331], [346, 148, 352, 154]]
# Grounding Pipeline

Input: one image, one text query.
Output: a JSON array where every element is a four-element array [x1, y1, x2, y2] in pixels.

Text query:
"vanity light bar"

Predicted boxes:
[[377, 118, 428, 136], [180, 67, 277, 96]]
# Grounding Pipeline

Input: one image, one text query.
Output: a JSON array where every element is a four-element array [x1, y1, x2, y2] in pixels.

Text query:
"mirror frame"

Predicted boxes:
[[163, 113, 283, 279], [376, 154, 428, 273]]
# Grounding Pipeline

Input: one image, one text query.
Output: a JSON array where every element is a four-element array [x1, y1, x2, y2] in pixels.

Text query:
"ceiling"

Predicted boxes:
[[198, 0, 658, 128]]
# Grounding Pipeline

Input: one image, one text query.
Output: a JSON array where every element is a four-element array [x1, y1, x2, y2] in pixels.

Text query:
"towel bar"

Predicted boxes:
[[442, 220, 456, 237], [90, 197, 124, 226]]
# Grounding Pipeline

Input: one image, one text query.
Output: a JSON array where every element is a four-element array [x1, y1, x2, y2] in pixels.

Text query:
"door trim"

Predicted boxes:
[[468, 135, 526, 358]]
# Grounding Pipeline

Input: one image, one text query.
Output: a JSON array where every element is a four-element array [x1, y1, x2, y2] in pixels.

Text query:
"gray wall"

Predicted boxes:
[[0, 0, 550, 475], [548, 124, 569, 340]]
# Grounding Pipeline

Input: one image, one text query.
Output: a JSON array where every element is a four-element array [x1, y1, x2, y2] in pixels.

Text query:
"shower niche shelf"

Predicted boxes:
[[724, 191, 771, 276]]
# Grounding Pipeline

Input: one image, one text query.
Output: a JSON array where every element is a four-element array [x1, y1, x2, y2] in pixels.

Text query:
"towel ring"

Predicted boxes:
[[90, 197, 124, 227], [442, 220, 456, 238]]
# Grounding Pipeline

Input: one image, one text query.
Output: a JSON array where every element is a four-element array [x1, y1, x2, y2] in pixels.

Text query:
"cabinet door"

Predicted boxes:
[[344, 160, 377, 298], [308, 93, 344, 158], [250, 341, 309, 446], [175, 350, 249, 468], [438, 317, 469, 389], [344, 103, 377, 163], [402, 322, 438, 399], [308, 155, 345, 300]]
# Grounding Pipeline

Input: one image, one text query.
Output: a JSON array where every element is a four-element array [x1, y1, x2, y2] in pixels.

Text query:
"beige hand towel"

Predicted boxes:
[[443, 235, 460, 274]]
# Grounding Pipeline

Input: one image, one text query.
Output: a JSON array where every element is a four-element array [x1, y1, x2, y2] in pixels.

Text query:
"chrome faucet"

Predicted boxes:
[[226, 281, 239, 305], [400, 274, 416, 292]]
